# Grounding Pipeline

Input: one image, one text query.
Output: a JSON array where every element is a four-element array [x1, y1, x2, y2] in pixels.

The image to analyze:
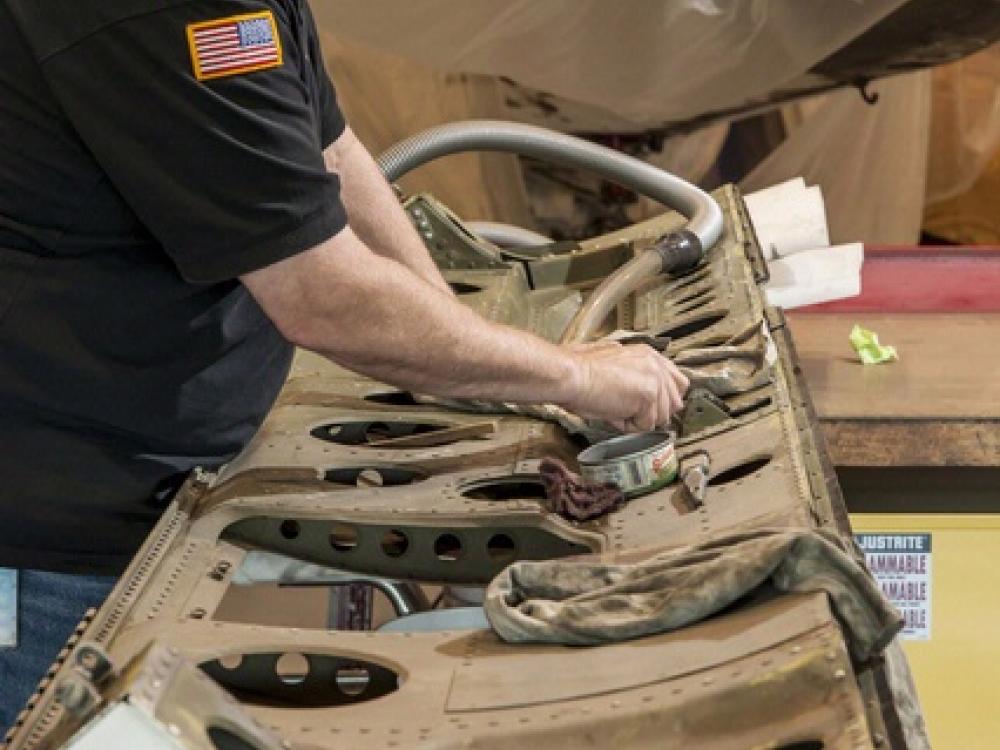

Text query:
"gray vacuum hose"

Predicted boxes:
[[465, 220, 553, 249], [377, 120, 723, 342]]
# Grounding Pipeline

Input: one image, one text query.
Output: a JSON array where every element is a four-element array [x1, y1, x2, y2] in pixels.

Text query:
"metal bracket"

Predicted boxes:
[[55, 644, 115, 719], [676, 387, 731, 435]]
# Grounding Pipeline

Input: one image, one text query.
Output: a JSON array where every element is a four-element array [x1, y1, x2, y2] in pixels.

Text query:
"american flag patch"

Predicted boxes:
[[187, 11, 283, 81]]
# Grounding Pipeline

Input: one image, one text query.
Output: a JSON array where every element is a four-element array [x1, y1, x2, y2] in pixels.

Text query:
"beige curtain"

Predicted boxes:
[[318, 32, 535, 226], [923, 45, 1000, 244], [742, 73, 932, 245], [316, 2, 999, 245]]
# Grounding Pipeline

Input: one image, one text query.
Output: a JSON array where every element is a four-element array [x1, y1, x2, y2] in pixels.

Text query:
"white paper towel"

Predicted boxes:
[[764, 243, 864, 309], [744, 178, 830, 260]]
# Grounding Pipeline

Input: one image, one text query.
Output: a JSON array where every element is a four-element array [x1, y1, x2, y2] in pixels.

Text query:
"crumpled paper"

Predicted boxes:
[[850, 324, 898, 365]]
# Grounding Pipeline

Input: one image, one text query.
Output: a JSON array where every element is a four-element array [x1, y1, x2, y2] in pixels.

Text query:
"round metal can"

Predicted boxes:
[[576, 431, 678, 498]]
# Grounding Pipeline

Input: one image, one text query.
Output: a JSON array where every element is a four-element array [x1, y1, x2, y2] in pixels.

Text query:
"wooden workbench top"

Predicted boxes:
[[786, 313, 1000, 467]]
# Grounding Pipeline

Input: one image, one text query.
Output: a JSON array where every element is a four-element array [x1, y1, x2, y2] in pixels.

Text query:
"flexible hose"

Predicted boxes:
[[378, 120, 720, 249], [465, 220, 553, 249], [560, 230, 702, 343], [559, 249, 664, 343], [377, 120, 723, 342]]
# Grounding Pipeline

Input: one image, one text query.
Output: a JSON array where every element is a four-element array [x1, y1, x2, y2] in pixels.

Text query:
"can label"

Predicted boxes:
[[581, 441, 678, 497], [650, 444, 676, 478]]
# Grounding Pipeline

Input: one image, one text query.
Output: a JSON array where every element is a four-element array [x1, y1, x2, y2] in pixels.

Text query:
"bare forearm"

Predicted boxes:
[[324, 128, 451, 294], [246, 228, 578, 404]]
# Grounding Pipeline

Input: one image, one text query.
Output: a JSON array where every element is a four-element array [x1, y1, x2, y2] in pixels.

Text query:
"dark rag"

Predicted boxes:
[[539, 458, 625, 522], [485, 528, 902, 662]]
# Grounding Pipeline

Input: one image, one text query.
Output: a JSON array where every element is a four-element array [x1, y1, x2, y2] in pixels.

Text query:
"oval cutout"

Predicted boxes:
[[279, 520, 300, 540], [658, 311, 726, 341], [311, 421, 446, 447], [325, 466, 426, 488], [671, 267, 711, 289], [675, 296, 714, 315], [727, 396, 773, 419], [675, 286, 713, 306], [363, 391, 422, 407], [462, 476, 547, 501], [449, 282, 483, 295], [202, 653, 398, 708], [708, 456, 771, 486]]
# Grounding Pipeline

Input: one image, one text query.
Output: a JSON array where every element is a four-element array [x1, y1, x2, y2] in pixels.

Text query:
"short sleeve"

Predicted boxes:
[[32, 1, 348, 283], [318, 69, 347, 147]]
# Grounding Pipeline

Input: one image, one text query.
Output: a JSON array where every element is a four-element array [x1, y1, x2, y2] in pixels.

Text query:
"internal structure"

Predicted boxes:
[[4, 186, 912, 750]]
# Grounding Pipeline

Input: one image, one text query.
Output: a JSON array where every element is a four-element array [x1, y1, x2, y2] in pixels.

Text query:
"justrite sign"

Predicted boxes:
[[855, 533, 932, 640]]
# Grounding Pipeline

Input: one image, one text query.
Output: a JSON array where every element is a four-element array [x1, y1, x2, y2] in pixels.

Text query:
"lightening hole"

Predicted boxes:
[[336, 666, 371, 697], [449, 282, 484, 295], [364, 391, 422, 406], [658, 311, 726, 341], [276, 652, 309, 686], [462, 477, 547, 501], [487, 534, 517, 563], [434, 533, 463, 562], [381, 530, 409, 558], [330, 523, 359, 552], [708, 456, 772, 486]]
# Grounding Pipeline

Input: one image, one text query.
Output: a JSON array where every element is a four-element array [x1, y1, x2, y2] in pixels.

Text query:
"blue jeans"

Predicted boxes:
[[0, 570, 116, 732]]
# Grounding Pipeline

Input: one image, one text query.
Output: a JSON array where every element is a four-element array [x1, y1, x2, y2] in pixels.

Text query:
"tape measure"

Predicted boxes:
[[577, 431, 678, 499]]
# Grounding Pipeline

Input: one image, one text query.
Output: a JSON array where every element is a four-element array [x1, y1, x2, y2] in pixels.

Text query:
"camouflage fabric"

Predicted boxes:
[[485, 528, 902, 662]]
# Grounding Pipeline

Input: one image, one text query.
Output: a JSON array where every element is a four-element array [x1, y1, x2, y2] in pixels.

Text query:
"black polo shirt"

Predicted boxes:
[[0, 0, 347, 573]]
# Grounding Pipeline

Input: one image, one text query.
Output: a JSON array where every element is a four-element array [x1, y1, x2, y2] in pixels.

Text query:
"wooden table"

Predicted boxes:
[[787, 312, 1000, 468]]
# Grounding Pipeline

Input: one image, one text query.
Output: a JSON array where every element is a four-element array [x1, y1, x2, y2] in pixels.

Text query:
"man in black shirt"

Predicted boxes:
[[0, 0, 688, 724]]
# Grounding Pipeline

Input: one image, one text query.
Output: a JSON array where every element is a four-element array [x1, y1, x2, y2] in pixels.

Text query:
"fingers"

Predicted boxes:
[[660, 371, 680, 424], [631, 346, 678, 432], [636, 397, 659, 432], [561, 341, 689, 432], [656, 373, 674, 428], [656, 358, 681, 414], [666, 360, 690, 396], [632, 345, 681, 427]]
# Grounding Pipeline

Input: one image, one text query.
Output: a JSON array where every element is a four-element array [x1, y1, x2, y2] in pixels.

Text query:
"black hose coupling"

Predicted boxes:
[[653, 230, 703, 274]]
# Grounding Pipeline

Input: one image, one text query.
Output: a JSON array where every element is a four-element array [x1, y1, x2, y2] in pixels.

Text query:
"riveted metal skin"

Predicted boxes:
[[4, 186, 924, 750]]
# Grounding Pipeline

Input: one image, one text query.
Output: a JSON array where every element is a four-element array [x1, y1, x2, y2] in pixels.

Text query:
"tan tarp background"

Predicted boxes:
[[313, 1, 908, 127], [315, 4, 999, 245], [318, 32, 534, 227], [923, 46, 1000, 244], [742, 72, 932, 245]]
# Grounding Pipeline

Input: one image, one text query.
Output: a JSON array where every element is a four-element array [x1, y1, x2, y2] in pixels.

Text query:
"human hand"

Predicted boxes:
[[561, 341, 689, 432]]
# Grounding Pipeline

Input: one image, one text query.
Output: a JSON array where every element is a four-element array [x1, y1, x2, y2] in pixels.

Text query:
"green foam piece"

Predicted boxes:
[[849, 324, 898, 365]]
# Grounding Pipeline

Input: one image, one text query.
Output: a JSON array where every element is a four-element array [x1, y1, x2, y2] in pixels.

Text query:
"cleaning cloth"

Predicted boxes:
[[539, 458, 625, 521], [485, 527, 902, 662], [850, 324, 898, 365]]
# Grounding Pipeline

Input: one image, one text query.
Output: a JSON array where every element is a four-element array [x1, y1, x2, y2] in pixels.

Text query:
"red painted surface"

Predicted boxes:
[[792, 246, 1000, 313]]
